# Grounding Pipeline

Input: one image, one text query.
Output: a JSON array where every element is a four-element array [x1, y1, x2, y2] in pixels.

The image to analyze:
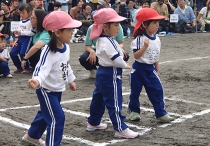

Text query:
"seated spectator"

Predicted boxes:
[[69, 0, 84, 19], [127, 0, 136, 32], [112, 0, 132, 35], [90, 0, 98, 10], [0, 33, 12, 78], [174, 0, 200, 33], [28, 0, 36, 10], [197, 0, 210, 31], [91, 0, 107, 16], [56, 0, 70, 13], [54, 1, 62, 11], [164, 0, 175, 14], [0, 0, 19, 44], [151, 0, 169, 32], [10, 0, 20, 20], [77, 3, 93, 36], [105, 0, 111, 7], [133, 0, 150, 26]]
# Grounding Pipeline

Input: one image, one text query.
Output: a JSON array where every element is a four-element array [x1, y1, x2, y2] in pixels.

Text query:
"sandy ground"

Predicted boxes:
[[1, 33, 210, 146]]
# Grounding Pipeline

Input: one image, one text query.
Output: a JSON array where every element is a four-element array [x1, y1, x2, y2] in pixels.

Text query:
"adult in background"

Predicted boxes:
[[69, 0, 84, 19], [56, 0, 69, 12], [10, 0, 20, 20], [197, 0, 210, 31], [126, 0, 136, 33], [21, 9, 49, 70], [174, 0, 200, 33]]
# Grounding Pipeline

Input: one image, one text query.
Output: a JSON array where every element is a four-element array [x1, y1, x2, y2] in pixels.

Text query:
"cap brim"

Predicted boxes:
[[64, 20, 82, 29], [149, 15, 165, 20], [108, 16, 127, 22]]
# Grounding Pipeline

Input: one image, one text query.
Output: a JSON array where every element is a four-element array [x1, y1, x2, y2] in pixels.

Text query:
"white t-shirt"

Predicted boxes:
[[131, 34, 161, 64], [96, 36, 127, 68], [0, 48, 10, 60], [33, 44, 76, 92], [199, 7, 210, 24], [19, 18, 34, 36]]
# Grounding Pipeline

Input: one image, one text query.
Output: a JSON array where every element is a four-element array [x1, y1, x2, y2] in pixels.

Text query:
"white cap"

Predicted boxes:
[[98, 0, 106, 5]]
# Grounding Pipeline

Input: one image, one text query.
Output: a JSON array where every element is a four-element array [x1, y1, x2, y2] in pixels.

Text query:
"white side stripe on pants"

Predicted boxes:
[[41, 88, 56, 146]]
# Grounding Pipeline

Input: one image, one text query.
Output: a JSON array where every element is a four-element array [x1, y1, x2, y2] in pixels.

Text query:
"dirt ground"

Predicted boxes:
[[1, 33, 210, 146]]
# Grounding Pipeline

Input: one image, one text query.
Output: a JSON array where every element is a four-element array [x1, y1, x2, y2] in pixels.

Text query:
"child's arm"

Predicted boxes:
[[133, 38, 149, 59], [0, 56, 7, 62], [67, 64, 77, 91], [155, 61, 160, 77]]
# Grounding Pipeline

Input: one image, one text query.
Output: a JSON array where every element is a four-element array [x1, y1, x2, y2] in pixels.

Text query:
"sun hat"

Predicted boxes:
[[90, 8, 126, 40], [133, 8, 165, 35], [98, 0, 106, 5], [43, 11, 82, 31]]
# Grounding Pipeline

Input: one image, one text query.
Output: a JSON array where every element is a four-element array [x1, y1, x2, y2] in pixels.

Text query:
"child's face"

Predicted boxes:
[[145, 20, 160, 35], [0, 38, 6, 50], [57, 28, 73, 44], [104, 22, 120, 37], [142, 2, 149, 8], [20, 9, 31, 20]]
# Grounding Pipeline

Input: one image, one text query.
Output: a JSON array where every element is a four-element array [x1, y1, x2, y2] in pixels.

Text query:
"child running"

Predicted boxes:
[[87, 8, 139, 139], [128, 8, 174, 123], [10, 3, 34, 73], [22, 11, 81, 146], [0, 33, 12, 78]]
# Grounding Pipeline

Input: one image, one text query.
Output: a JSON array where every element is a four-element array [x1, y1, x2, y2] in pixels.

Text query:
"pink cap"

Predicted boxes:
[[90, 8, 126, 40], [43, 11, 82, 31]]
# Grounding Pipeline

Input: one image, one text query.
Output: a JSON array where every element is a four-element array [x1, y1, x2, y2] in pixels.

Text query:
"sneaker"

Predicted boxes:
[[114, 128, 139, 139], [14, 68, 23, 73], [89, 70, 96, 78], [22, 131, 45, 146], [157, 114, 174, 123], [87, 123, 107, 131], [6, 74, 13, 78], [21, 69, 30, 74], [129, 112, 140, 121]]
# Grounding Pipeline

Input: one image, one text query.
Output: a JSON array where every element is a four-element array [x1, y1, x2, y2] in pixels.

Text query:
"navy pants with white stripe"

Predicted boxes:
[[88, 66, 128, 132], [0, 61, 10, 76], [10, 36, 32, 70], [28, 88, 65, 146], [128, 61, 167, 118]]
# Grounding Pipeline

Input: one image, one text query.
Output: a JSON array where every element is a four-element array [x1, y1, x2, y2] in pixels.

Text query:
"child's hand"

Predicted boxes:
[[69, 82, 76, 91], [125, 62, 131, 69], [28, 79, 39, 89], [14, 30, 20, 35], [144, 38, 149, 48]]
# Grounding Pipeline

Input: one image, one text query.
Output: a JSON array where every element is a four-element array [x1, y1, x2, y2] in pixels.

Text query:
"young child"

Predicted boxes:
[[87, 8, 139, 139], [128, 8, 174, 123], [10, 3, 34, 73], [0, 33, 12, 78], [22, 11, 81, 146]]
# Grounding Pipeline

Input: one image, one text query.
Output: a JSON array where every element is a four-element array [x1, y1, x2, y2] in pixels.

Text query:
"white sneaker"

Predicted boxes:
[[22, 131, 45, 146], [89, 70, 96, 78], [86, 122, 107, 131], [114, 128, 139, 139]]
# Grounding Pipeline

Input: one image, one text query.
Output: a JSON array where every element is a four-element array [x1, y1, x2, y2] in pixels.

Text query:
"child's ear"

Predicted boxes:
[[103, 24, 108, 31], [54, 30, 60, 37]]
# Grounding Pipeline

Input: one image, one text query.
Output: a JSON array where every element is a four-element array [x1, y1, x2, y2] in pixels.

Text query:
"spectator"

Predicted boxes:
[[112, 0, 132, 35], [10, 0, 20, 20], [21, 9, 49, 70], [104, 0, 111, 7], [69, 0, 84, 19], [0, 0, 19, 44], [151, 0, 169, 32], [56, 0, 69, 13], [77, 3, 93, 36], [54, 1, 62, 11], [164, 0, 175, 14], [197, 0, 210, 31], [91, 0, 107, 16], [90, 0, 98, 10], [127, 0, 136, 32], [174, 0, 200, 33], [28, 0, 36, 10]]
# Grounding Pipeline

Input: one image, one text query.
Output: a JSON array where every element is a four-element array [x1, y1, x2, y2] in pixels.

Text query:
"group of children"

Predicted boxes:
[[1, 6, 175, 146]]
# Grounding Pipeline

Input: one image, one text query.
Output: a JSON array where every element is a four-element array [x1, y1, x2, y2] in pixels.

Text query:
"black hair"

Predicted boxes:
[[54, 2, 62, 7], [19, 3, 32, 13], [82, 3, 91, 11], [0, 35, 6, 41], [77, 0, 84, 5], [34, 9, 48, 32], [126, 0, 135, 5], [133, 20, 153, 38], [48, 29, 65, 53]]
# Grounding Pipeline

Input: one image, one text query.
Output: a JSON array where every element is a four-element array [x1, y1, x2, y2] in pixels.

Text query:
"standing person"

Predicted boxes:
[[22, 11, 81, 146], [87, 8, 139, 139], [197, 0, 210, 31], [10, 3, 34, 73], [128, 8, 174, 123], [21, 9, 49, 70], [10, 0, 20, 20], [0, 33, 12, 78]]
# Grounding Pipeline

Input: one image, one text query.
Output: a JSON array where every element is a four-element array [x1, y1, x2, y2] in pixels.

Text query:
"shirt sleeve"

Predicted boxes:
[[67, 63, 76, 84], [33, 46, 52, 86], [85, 25, 93, 46], [115, 24, 124, 42], [39, 30, 50, 44], [131, 36, 141, 53]]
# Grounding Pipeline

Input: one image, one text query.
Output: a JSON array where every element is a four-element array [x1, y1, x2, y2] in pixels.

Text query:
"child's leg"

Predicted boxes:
[[0, 61, 11, 77], [28, 88, 65, 146], [88, 87, 105, 126], [20, 37, 32, 70], [128, 62, 144, 114], [97, 67, 128, 132], [10, 43, 22, 69], [144, 69, 167, 118]]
